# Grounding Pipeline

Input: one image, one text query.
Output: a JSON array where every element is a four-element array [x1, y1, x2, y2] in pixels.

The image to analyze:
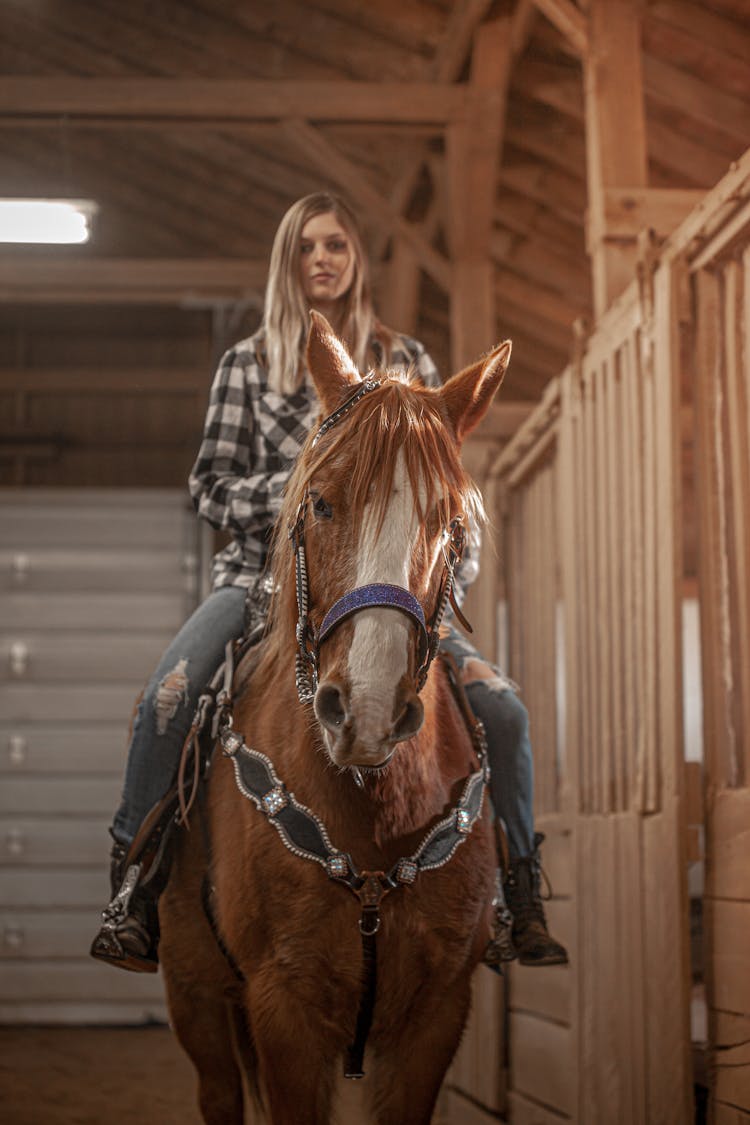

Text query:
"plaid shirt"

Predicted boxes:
[[189, 327, 445, 590]]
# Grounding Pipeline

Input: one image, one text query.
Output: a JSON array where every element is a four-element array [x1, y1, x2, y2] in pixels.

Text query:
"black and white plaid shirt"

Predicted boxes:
[[189, 327, 444, 590]]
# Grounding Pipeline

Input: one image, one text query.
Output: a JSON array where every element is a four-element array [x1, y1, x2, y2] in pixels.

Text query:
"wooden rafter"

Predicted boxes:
[[531, 0, 588, 55], [0, 78, 466, 124]]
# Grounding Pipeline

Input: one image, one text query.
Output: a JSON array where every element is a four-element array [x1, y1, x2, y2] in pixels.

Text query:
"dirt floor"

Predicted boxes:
[[0, 1026, 203, 1125], [0, 1026, 397, 1125]]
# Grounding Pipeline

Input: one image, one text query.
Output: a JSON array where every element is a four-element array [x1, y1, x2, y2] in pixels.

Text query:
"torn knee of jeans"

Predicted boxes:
[[153, 658, 189, 735]]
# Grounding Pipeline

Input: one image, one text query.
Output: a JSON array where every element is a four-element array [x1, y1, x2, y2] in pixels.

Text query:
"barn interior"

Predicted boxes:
[[1, 2, 750, 1123]]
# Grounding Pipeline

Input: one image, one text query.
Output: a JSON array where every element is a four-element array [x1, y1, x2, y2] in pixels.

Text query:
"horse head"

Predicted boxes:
[[271, 311, 511, 772]]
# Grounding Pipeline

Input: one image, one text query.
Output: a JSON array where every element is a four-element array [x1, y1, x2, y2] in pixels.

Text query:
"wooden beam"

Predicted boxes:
[[601, 188, 705, 240], [370, 0, 495, 263], [583, 0, 648, 318], [281, 117, 451, 292], [0, 78, 466, 124], [531, 0, 589, 55], [447, 19, 513, 369], [0, 259, 268, 304]]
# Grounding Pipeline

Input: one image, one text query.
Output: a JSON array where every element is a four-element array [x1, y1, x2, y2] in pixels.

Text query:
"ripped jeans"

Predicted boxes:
[[112, 585, 247, 846], [439, 625, 535, 861], [113, 591, 535, 862]]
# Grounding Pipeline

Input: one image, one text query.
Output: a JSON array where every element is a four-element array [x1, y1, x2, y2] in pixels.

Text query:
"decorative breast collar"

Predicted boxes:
[[217, 663, 489, 1080]]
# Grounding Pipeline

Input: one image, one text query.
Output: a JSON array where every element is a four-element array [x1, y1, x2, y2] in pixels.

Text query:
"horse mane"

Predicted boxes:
[[253, 371, 484, 689]]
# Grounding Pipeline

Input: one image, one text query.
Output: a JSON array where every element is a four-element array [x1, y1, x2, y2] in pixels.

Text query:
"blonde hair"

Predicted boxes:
[[263, 192, 380, 394]]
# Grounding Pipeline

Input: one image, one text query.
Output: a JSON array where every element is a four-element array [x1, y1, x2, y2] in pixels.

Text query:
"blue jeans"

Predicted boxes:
[[112, 585, 247, 846], [113, 594, 535, 863], [439, 625, 535, 861]]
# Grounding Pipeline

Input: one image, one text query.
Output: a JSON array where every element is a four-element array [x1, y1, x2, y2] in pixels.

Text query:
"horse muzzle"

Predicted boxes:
[[314, 676, 424, 768]]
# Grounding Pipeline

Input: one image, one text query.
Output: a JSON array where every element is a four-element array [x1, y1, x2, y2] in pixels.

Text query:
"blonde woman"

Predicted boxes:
[[91, 192, 567, 974]]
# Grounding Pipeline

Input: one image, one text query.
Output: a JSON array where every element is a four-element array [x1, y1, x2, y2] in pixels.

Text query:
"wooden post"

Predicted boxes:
[[583, 0, 648, 319], [446, 18, 512, 369]]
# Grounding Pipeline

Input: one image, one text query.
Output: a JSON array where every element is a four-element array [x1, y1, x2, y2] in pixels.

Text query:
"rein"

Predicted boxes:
[[290, 377, 470, 705]]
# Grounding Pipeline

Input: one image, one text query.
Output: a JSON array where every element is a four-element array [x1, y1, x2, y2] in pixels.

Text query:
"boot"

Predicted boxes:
[[504, 832, 568, 966], [90, 841, 160, 973]]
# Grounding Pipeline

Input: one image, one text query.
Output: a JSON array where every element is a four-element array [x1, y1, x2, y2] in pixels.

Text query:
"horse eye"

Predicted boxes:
[[312, 495, 333, 520]]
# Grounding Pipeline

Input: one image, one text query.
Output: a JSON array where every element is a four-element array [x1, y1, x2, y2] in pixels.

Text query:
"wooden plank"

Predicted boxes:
[[692, 269, 736, 784], [640, 305, 659, 813], [0, 257, 267, 303], [1, 684, 140, 725], [714, 1105, 750, 1125], [709, 787, 750, 902], [0, 777, 122, 817], [510, 1012, 574, 1115], [0, 592, 185, 631], [603, 188, 705, 240], [507, 1090, 571, 1123], [531, 0, 588, 55], [617, 812, 648, 1122], [0, 548, 186, 593], [0, 869, 106, 909], [0, 724, 125, 773], [644, 56, 750, 147], [595, 359, 613, 812], [583, 0, 648, 316], [0, 633, 173, 682], [0, 1000, 169, 1024], [509, 956, 571, 1025], [0, 910, 109, 959], [0, 819, 114, 867], [0, 77, 467, 123], [642, 803, 693, 1124], [709, 900, 750, 1017], [713, 1011, 750, 1113], [447, 18, 512, 369], [0, 369, 207, 393], [0, 961, 165, 1003], [722, 260, 750, 766], [620, 334, 638, 807], [439, 1087, 503, 1125]]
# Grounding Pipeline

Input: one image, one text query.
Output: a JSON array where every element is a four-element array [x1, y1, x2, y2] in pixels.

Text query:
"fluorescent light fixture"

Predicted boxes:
[[0, 198, 98, 244]]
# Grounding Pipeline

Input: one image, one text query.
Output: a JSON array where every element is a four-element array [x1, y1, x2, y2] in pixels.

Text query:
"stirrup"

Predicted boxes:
[[90, 859, 159, 974], [482, 870, 517, 973]]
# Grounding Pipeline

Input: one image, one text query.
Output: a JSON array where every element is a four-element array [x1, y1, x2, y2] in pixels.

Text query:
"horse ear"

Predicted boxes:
[[438, 340, 512, 443], [306, 310, 360, 413]]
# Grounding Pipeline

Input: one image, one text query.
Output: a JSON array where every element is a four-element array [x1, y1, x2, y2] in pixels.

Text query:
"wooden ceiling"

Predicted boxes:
[[1, 0, 749, 405]]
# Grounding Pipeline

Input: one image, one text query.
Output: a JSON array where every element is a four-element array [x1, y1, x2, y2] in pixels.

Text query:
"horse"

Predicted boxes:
[[159, 311, 512, 1125]]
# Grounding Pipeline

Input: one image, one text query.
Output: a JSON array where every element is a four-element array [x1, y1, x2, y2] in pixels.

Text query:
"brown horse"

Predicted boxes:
[[159, 312, 511, 1125]]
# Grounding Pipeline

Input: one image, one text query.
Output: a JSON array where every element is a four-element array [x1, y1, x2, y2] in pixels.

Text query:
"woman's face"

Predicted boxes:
[[299, 212, 356, 314]]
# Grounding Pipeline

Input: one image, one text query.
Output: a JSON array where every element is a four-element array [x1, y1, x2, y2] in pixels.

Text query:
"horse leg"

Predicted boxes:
[[167, 987, 246, 1125], [250, 1000, 337, 1125], [368, 977, 473, 1125]]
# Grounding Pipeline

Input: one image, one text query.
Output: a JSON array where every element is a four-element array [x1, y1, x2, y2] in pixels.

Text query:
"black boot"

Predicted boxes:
[[90, 842, 160, 973], [504, 833, 568, 966]]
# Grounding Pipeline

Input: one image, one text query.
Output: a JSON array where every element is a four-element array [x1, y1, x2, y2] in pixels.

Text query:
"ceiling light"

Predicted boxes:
[[0, 199, 98, 244]]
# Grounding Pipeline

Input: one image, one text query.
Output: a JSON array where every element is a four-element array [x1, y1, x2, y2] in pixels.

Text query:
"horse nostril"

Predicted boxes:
[[392, 696, 424, 743], [315, 682, 348, 732]]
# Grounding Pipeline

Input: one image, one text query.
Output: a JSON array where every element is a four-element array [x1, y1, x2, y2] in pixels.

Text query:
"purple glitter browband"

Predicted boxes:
[[318, 583, 427, 652]]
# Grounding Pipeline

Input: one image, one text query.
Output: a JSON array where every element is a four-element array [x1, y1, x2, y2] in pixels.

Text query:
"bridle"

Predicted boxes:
[[288, 377, 470, 705]]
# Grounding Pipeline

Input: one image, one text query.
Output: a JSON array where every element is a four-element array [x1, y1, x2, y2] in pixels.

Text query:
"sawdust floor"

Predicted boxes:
[[0, 1025, 389, 1124]]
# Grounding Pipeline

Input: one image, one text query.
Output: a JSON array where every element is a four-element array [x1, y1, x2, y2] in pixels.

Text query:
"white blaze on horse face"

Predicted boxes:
[[346, 452, 425, 748]]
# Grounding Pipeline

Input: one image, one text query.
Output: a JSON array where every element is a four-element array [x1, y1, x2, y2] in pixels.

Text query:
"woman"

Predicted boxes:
[[91, 191, 567, 974]]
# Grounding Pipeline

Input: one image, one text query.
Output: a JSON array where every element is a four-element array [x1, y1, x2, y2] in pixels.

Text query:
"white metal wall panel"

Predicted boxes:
[[0, 488, 202, 1023]]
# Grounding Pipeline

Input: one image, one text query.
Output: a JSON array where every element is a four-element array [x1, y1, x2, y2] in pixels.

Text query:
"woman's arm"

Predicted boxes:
[[188, 346, 288, 536]]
